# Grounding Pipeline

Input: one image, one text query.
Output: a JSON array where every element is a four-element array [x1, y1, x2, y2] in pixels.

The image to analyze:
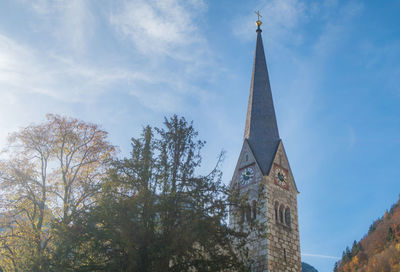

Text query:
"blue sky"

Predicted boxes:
[[1, 0, 400, 271]]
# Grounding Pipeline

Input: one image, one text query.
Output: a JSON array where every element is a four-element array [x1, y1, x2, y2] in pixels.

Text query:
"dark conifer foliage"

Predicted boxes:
[[64, 115, 255, 271]]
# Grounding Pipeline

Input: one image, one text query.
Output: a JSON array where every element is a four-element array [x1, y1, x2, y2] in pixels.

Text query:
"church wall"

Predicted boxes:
[[229, 142, 302, 272], [264, 143, 301, 272]]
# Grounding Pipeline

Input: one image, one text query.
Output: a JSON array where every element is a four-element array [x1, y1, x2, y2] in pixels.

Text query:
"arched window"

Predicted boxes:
[[279, 205, 284, 224], [252, 200, 257, 219], [274, 202, 279, 222], [285, 207, 291, 227], [246, 204, 251, 222], [241, 206, 245, 223]]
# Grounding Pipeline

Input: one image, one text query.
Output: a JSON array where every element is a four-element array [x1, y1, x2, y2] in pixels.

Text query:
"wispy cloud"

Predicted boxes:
[[1, 0, 218, 114], [0, 33, 150, 102], [21, 0, 95, 54], [107, 0, 219, 112], [302, 253, 340, 260], [110, 0, 207, 60]]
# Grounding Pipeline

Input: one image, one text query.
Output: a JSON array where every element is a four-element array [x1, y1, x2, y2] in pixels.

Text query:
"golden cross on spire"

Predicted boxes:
[[255, 10, 262, 28], [255, 10, 262, 21]]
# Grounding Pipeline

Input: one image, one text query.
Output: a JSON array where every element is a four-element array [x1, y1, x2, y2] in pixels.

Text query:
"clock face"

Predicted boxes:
[[239, 166, 255, 186], [274, 167, 287, 186]]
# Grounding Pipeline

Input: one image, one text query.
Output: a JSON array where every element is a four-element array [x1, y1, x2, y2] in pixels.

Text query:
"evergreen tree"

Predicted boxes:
[[72, 116, 256, 272], [351, 240, 359, 256], [387, 227, 395, 242]]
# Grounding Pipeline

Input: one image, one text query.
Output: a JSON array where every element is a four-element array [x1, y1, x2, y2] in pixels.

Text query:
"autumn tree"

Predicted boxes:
[[0, 114, 115, 272]]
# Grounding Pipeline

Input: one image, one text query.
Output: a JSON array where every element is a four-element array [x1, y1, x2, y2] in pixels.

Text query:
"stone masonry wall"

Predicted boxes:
[[230, 142, 301, 272], [264, 143, 301, 272]]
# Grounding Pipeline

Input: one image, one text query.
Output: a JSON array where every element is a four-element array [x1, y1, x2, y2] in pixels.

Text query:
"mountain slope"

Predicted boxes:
[[335, 197, 400, 272], [302, 262, 318, 272]]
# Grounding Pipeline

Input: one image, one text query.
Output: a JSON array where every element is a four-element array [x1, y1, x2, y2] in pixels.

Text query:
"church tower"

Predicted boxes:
[[229, 17, 302, 272]]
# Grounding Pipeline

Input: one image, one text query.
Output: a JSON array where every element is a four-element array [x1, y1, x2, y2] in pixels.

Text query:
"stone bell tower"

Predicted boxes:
[[229, 15, 302, 272]]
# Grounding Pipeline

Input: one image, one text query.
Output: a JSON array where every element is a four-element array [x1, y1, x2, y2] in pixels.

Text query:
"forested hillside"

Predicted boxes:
[[335, 197, 400, 272]]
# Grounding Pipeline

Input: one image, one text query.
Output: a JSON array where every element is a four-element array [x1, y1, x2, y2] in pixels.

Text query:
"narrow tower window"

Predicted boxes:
[[241, 206, 245, 223], [285, 207, 291, 227], [246, 204, 252, 222], [252, 200, 257, 219], [279, 205, 284, 224], [274, 202, 279, 222], [284, 248, 287, 262]]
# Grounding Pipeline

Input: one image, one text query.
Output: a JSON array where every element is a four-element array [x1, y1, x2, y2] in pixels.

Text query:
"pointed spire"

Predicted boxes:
[[244, 20, 280, 175]]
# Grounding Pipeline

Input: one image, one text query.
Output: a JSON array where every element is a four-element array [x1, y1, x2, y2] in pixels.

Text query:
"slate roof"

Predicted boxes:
[[243, 26, 280, 175]]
